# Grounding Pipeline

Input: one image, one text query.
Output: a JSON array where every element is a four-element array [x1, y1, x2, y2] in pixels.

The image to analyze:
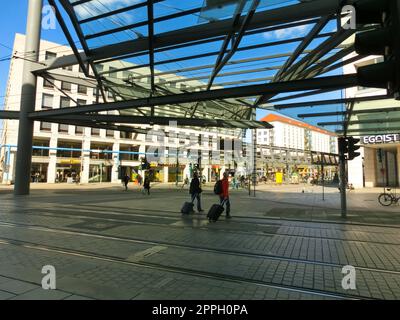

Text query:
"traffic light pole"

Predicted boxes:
[[339, 153, 347, 219]]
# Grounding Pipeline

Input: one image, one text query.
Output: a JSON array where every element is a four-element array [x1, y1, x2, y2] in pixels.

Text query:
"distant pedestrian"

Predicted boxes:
[[123, 174, 130, 191], [137, 174, 143, 186], [189, 172, 204, 213], [181, 176, 189, 189], [143, 177, 151, 195], [220, 172, 231, 218]]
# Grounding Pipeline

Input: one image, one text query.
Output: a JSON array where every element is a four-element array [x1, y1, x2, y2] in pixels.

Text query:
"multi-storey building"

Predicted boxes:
[[344, 55, 400, 188], [258, 114, 337, 153], [0, 34, 243, 184]]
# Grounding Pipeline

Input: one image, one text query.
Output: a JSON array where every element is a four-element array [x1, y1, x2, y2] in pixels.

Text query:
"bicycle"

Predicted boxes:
[[378, 188, 400, 206]]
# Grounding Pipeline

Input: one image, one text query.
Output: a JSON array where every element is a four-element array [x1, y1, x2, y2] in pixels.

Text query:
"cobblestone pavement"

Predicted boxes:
[[0, 185, 399, 300]]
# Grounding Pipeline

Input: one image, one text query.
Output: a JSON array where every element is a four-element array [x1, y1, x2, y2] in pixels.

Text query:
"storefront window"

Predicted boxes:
[[89, 164, 112, 183], [30, 164, 48, 183]]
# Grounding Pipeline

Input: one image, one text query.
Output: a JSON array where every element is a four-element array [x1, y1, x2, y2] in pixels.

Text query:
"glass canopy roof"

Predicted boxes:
[[31, 0, 397, 137]]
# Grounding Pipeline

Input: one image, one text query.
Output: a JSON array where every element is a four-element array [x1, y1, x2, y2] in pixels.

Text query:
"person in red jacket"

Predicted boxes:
[[220, 172, 231, 218]]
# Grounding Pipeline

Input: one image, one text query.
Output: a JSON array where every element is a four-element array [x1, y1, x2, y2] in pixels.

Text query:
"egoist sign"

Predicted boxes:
[[362, 134, 400, 145]]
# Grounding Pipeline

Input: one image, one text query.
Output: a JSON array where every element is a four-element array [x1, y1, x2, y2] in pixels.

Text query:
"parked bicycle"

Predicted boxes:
[[378, 188, 400, 206]]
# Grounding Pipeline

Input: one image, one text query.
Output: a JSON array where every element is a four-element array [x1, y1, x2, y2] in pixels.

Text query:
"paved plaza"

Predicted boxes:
[[0, 183, 400, 300]]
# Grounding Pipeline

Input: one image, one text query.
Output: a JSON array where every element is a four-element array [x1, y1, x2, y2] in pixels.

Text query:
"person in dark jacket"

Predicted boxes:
[[189, 172, 204, 213], [123, 174, 130, 191], [143, 177, 151, 195]]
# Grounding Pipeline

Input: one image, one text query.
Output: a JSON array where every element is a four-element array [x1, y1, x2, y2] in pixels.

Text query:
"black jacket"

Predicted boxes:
[[189, 177, 202, 195]]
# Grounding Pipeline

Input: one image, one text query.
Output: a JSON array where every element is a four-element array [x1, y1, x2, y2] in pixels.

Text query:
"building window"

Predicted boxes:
[[78, 85, 87, 95], [95, 64, 104, 73], [45, 51, 57, 60], [43, 78, 55, 89], [60, 97, 70, 108], [90, 144, 113, 160], [58, 124, 69, 133], [109, 67, 117, 78], [77, 99, 86, 106], [120, 131, 133, 139], [62, 64, 73, 71], [61, 81, 71, 92], [32, 140, 50, 157], [57, 142, 82, 158], [106, 130, 114, 138], [120, 145, 140, 161], [42, 94, 53, 110], [40, 122, 52, 131], [91, 128, 101, 136], [123, 71, 135, 79], [75, 126, 84, 135]]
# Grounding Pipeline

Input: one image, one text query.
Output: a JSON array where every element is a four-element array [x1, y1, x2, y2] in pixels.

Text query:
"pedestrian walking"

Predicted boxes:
[[137, 174, 143, 187], [181, 176, 189, 189], [189, 172, 204, 213], [219, 172, 231, 218], [123, 174, 130, 191], [143, 177, 151, 195]]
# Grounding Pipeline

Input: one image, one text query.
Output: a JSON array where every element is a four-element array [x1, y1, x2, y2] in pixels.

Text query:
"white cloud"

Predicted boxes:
[[263, 24, 312, 40]]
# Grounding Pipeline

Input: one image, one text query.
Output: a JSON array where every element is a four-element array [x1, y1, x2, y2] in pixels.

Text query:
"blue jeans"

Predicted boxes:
[[191, 193, 203, 211], [219, 196, 231, 215]]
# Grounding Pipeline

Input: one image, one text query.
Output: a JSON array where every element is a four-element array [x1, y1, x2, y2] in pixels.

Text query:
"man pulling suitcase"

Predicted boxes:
[[208, 172, 231, 222]]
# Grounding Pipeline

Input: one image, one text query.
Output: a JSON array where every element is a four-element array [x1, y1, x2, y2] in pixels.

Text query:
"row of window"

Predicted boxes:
[[44, 78, 90, 95], [45, 51, 188, 90], [39, 122, 140, 141], [32, 140, 140, 161], [42, 94, 87, 110], [39, 122, 115, 136]]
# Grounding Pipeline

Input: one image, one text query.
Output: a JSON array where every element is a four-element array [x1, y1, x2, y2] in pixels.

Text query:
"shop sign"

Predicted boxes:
[[60, 159, 81, 165], [362, 134, 400, 145]]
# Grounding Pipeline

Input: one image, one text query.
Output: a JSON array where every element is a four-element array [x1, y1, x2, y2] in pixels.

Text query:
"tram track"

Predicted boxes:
[[0, 235, 369, 300], [3, 205, 400, 246], [0, 219, 399, 277], [57, 202, 400, 231]]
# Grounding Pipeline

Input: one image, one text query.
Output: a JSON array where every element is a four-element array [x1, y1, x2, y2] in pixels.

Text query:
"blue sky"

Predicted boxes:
[[0, 0, 345, 132]]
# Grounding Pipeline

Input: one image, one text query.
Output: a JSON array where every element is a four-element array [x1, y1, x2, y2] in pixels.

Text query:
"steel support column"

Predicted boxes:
[[14, 0, 43, 195]]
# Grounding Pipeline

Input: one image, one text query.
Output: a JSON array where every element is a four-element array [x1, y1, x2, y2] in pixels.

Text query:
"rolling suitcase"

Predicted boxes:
[[181, 201, 194, 215], [207, 201, 225, 222]]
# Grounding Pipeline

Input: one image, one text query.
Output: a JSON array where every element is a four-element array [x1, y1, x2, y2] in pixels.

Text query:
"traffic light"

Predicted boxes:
[[338, 137, 349, 156], [347, 137, 361, 160], [338, 137, 361, 160], [354, 0, 400, 98]]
